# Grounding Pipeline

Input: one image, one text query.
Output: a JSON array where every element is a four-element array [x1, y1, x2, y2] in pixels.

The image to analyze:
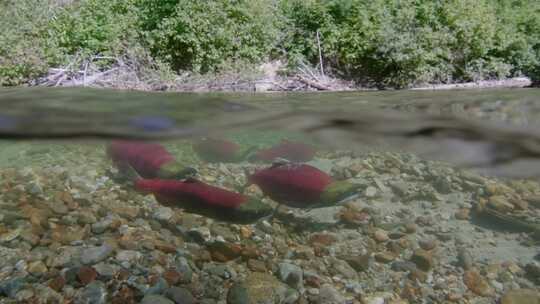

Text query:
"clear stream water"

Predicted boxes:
[[0, 87, 538, 303]]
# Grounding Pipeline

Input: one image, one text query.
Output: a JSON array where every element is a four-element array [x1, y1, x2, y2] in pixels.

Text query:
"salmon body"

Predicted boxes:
[[135, 178, 247, 208], [192, 138, 241, 163], [134, 178, 272, 224], [253, 140, 316, 162], [108, 140, 175, 178], [248, 163, 332, 208]]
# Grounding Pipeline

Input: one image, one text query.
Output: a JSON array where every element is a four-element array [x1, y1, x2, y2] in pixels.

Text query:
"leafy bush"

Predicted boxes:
[[279, 0, 540, 87], [1, 0, 539, 87], [137, 0, 282, 73], [49, 0, 139, 58], [0, 1, 62, 85]]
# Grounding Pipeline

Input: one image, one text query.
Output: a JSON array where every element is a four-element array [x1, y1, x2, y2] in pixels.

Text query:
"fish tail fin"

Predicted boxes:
[[123, 164, 142, 183], [242, 145, 261, 162]]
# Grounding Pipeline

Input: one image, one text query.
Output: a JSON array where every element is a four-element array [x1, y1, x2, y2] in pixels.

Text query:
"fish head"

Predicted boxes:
[[158, 162, 198, 179]]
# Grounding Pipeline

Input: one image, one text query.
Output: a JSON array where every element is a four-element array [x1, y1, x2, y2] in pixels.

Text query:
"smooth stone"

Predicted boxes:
[[0, 277, 25, 298], [501, 289, 540, 304], [342, 254, 373, 272], [243, 272, 288, 303], [164, 287, 195, 304], [145, 278, 169, 295], [316, 284, 346, 304], [28, 260, 48, 275], [116, 250, 142, 263], [278, 263, 304, 289], [81, 244, 113, 265], [175, 257, 193, 283], [154, 207, 174, 222], [410, 249, 433, 271], [391, 261, 417, 272], [76, 281, 107, 304], [227, 282, 249, 304], [141, 294, 175, 304]]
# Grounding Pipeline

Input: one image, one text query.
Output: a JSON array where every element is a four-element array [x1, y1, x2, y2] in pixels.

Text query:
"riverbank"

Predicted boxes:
[[33, 61, 535, 93]]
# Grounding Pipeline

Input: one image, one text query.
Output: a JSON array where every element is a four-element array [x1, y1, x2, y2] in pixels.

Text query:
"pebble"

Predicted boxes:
[[342, 254, 373, 272], [463, 270, 494, 297], [78, 266, 98, 285], [116, 250, 142, 263], [141, 294, 175, 304], [81, 244, 113, 265], [28, 260, 48, 275], [0, 277, 25, 298], [418, 238, 437, 251], [488, 196, 514, 213], [242, 272, 287, 303], [154, 207, 174, 222], [365, 186, 377, 197], [454, 208, 470, 220], [278, 262, 303, 289], [375, 252, 395, 263], [410, 249, 434, 271], [500, 289, 540, 304], [164, 287, 195, 304], [247, 259, 267, 272], [457, 247, 474, 270], [227, 282, 249, 304], [373, 230, 389, 242], [391, 261, 417, 272], [76, 281, 107, 304], [48, 276, 66, 292], [316, 284, 346, 304]]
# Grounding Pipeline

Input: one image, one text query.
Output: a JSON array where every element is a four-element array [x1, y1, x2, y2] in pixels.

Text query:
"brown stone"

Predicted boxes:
[[309, 233, 337, 246], [410, 249, 434, 271], [418, 239, 437, 251], [447, 292, 463, 302], [342, 254, 372, 272], [154, 241, 177, 254], [247, 259, 267, 272], [28, 261, 48, 275], [488, 196, 514, 213], [240, 226, 253, 239], [501, 289, 540, 304], [373, 230, 389, 243], [163, 269, 181, 285], [208, 241, 242, 262], [455, 208, 470, 220], [112, 285, 136, 304], [463, 270, 494, 297], [375, 252, 395, 263], [408, 269, 428, 282], [241, 245, 261, 260], [116, 269, 130, 281], [404, 223, 417, 234], [78, 266, 98, 285], [48, 275, 65, 292]]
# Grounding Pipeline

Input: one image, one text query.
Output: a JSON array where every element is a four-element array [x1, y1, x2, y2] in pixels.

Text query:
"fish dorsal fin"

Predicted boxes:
[[270, 158, 290, 168]]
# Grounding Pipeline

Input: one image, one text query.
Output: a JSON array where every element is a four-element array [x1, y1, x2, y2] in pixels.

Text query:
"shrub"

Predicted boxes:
[[49, 0, 139, 58], [0, 1, 62, 85], [137, 0, 282, 73]]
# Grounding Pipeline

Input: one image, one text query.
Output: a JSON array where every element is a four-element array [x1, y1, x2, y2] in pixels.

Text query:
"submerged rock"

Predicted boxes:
[[81, 244, 113, 265], [76, 281, 107, 304], [141, 294, 175, 304], [500, 289, 540, 304]]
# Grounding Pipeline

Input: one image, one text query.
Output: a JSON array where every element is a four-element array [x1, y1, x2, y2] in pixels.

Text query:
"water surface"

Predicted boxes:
[[0, 87, 538, 303]]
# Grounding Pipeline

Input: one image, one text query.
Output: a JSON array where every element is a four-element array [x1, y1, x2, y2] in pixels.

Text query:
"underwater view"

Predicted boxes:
[[0, 87, 539, 304]]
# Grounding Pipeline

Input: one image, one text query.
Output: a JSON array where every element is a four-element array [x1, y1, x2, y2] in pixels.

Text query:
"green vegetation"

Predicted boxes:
[[1, 0, 539, 88]]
